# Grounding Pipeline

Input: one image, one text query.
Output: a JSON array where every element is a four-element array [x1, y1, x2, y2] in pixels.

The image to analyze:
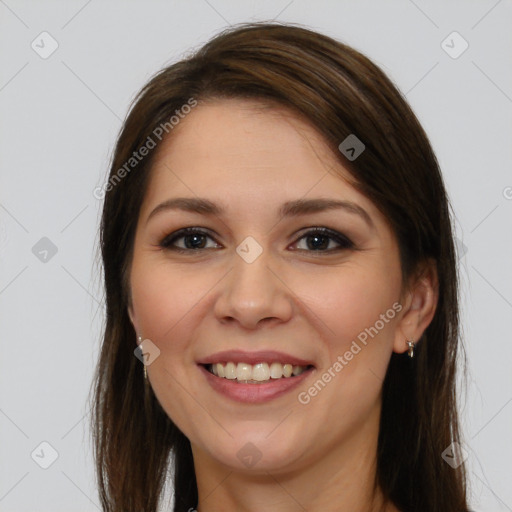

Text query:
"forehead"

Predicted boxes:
[[154, 98, 340, 174], [140, 98, 379, 224]]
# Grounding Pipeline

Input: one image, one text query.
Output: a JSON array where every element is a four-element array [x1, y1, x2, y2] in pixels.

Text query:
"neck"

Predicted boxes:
[[191, 401, 398, 512]]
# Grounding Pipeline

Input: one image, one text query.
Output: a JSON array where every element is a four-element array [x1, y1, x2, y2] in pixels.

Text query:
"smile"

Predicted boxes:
[[205, 361, 312, 383], [197, 349, 316, 402], [198, 364, 315, 404]]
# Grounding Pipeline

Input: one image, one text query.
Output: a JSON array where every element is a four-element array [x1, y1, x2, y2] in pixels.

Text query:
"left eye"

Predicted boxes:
[[293, 228, 354, 252], [159, 227, 354, 253]]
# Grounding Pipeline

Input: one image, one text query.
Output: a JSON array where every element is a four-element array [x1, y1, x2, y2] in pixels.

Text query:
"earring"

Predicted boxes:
[[138, 335, 147, 380], [406, 340, 415, 359]]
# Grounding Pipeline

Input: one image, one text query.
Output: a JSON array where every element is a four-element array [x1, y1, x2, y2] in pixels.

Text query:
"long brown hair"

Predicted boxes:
[[90, 21, 469, 512]]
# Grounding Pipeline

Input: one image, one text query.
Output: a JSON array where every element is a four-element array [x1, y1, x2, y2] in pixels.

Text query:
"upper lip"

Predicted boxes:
[[197, 349, 315, 367]]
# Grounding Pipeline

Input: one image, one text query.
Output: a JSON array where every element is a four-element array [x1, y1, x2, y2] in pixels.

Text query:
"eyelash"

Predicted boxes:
[[159, 227, 354, 254]]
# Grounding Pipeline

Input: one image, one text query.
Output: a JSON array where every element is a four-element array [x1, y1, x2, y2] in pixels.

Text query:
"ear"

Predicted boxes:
[[393, 258, 439, 354], [127, 297, 139, 338]]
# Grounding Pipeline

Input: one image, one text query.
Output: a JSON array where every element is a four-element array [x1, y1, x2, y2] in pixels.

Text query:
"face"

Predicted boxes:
[[128, 98, 411, 474]]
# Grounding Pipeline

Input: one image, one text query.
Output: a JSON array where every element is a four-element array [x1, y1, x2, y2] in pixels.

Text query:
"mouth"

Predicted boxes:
[[197, 351, 316, 403], [201, 361, 315, 384]]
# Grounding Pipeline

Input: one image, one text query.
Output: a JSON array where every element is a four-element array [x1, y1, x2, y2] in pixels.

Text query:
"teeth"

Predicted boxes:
[[225, 362, 237, 380], [215, 363, 225, 378], [236, 362, 252, 381], [292, 365, 303, 376], [207, 361, 309, 382], [252, 363, 270, 381], [269, 362, 282, 379]]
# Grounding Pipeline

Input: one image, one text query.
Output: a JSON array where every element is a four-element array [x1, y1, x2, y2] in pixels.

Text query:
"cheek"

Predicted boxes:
[[303, 264, 401, 351], [130, 258, 213, 344], [129, 260, 213, 431], [292, 269, 401, 437]]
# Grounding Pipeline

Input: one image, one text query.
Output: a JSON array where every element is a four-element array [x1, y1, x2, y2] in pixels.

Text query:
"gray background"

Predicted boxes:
[[1, 1, 511, 510]]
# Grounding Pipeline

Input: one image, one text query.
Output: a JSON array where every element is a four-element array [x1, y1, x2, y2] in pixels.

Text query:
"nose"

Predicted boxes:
[[213, 246, 294, 330]]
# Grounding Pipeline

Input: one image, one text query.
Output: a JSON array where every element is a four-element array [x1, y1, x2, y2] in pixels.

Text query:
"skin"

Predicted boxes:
[[128, 98, 438, 512]]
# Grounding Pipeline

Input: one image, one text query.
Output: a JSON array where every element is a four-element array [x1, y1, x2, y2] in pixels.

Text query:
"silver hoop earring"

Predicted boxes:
[[406, 340, 415, 359]]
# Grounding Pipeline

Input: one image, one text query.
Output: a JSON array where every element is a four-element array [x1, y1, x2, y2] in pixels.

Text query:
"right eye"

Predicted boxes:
[[159, 227, 221, 252]]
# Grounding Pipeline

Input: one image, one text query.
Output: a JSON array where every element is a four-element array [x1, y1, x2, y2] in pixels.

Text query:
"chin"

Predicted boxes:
[[203, 431, 308, 473]]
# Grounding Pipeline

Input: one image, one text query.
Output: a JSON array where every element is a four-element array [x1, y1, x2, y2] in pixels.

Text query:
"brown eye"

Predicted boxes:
[[160, 228, 220, 251], [292, 228, 354, 252]]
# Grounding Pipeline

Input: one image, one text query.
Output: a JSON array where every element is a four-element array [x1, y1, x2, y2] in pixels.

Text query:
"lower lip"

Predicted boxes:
[[198, 364, 314, 404]]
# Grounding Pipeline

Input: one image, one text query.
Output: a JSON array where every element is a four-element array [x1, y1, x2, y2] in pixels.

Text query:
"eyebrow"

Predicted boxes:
[[146, 197, 374, 229]]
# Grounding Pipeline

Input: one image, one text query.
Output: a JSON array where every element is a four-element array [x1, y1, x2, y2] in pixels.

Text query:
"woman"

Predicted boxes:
[[91, 22, 470, 512]]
